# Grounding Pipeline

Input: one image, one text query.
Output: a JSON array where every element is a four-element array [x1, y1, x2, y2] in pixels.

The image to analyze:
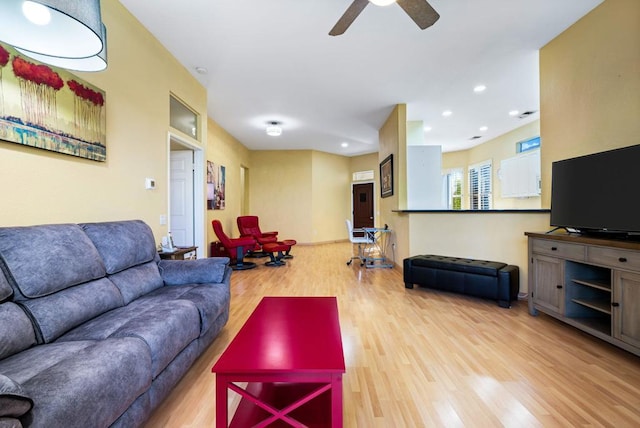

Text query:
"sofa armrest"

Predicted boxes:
[[158, 257, 230, 286], [0, 374, 33, 419]]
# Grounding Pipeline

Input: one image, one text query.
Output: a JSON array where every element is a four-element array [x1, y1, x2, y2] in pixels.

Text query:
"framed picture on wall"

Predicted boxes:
[[380, 154, 393, 198], [0, 42, 106, 162]]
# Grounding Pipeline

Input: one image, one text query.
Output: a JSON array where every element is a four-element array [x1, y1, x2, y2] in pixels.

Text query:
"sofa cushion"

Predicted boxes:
[[0, 339, 151, 428], [0, 270, 12, 303], [0, 303, 36, 360], [136, 282, 230, 337], [57, 299, 201, 378], [19, 278, 124, 344], [409, 255, 506, 276], [107, 262, 164, 305], [0, 374, 33, 418], [81, 220, 158, 274], [0, 224, 106, 299]]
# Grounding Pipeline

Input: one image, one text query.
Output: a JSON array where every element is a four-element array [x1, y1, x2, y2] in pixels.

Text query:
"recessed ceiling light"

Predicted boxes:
[[509, 110, 519, 116], [195, 67, 208, 75], [424, 126, 432, 132], [341, 142, 349, 148], [479, 126, 488, 132], [473, 85, 486, 93], [442, 110, 452, 117]]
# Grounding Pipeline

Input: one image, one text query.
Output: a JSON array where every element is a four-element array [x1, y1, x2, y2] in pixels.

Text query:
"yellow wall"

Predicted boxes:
[[540, 0, 640, 207], [0, 1, 207, 243], [205, 118, 251, 247], [311, 151, 351, 243], [443, 120, 541, 209], [248, 149, 353, 244], [378, 105, 410, 266], [248, 150, 313, 242]]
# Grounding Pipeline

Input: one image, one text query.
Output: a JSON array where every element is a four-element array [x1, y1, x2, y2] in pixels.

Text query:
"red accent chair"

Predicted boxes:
[[236, 215, 278, 254], [211, 220, 257, 270]]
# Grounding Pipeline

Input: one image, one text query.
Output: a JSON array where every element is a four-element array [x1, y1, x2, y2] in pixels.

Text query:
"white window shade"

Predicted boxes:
[[469, 160, 492, 210]]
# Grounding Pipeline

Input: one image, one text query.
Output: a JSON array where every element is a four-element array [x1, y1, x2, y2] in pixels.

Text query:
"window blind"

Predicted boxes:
[[469, 160, 492, 210]]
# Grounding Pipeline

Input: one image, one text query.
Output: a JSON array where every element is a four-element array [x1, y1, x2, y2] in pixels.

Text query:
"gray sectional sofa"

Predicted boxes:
[[0, 220, 231, 428]]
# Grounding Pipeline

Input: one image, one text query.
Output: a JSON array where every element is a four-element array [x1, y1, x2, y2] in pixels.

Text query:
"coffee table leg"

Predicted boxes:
[[215, 375, 228, 427], [331, 374, 343, 427]]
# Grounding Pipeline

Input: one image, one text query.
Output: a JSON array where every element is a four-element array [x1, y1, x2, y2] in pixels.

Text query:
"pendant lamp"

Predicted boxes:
[[16, 23, 108, 72], [0, 0, 104, 59]]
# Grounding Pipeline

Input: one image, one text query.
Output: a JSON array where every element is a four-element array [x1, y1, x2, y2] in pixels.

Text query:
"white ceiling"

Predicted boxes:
[[119, 0, 602, 156]]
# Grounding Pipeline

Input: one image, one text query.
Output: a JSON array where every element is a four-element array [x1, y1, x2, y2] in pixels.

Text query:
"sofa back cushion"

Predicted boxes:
[[0, 302, 37, 360], [0, 224, 106, 299], [108, 261, 164, 305], [81, 220, 158, 275], [19, 278, 124, 343]]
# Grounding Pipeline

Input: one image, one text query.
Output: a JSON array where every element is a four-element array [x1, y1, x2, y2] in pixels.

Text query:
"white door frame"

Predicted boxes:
[[167, 132, 205, 258]]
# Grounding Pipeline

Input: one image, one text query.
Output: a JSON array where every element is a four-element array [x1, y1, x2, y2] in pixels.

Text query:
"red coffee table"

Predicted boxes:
[[212, 296, 346, 427]]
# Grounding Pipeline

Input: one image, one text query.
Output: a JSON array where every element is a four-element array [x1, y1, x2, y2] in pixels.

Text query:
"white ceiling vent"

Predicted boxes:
[[518, 110, 538, 119]]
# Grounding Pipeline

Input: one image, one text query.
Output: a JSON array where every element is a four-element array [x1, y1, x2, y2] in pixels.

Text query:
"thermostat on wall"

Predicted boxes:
[[145, 178, 156, 190]]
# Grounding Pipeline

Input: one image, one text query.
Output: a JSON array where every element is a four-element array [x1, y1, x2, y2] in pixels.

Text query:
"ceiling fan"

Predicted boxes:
[[329, 0, 440, 36]]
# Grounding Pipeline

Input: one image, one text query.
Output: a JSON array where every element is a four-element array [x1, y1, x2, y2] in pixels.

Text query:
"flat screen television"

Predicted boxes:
[[550, 144, 640, 237]]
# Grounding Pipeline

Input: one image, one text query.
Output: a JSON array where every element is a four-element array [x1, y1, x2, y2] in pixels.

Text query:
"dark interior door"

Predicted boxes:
[[353, 183, 374, 236]]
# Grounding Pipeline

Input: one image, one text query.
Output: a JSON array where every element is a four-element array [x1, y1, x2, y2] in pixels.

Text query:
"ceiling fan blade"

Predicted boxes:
[[329, 0, 370, 36], [396, 0, 440, 30]]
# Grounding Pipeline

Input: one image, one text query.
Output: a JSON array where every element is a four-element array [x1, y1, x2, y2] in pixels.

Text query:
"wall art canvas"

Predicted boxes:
[[0, 42, 106, 162], [380, 154, 393, 198], [207, 161, 226, 210]]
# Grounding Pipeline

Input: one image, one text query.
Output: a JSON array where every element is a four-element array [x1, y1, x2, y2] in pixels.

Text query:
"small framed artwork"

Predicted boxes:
[[380, 154, 393, 198]]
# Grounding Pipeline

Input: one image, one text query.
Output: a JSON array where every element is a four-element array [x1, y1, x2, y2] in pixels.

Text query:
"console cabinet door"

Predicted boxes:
[[532, 255, 564, 315], [613, 270, 640, 349]]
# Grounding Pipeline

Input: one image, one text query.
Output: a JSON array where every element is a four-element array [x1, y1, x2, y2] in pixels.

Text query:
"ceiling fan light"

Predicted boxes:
[[369, 0, 397, 6], [0, 0, 104, 58]]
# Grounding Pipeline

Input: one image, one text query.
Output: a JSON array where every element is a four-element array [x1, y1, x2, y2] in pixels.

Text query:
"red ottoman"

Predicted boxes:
[[262, 242, 290, 266], [280, 239, 297, 259]]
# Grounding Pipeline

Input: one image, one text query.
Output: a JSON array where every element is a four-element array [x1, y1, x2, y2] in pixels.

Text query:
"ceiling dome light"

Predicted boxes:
[[509, 110, 519, 116], [442, 110, 452, 117], [369, 0, 397, 6], [341, 142, 349, 148], [266, 121, 283, 137], [474, 85, 487, 93], [0, 0, 104, 59], [479, 126, 488, 132]]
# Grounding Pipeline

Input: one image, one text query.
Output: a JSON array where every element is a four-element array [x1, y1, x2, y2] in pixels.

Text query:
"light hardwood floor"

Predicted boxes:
[[145, 242, 640, 427]]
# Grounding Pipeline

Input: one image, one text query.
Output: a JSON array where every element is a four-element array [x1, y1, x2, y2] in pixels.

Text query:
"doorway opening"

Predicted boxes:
[[168, 133, 205, 257], [352, 181, 375, 236]]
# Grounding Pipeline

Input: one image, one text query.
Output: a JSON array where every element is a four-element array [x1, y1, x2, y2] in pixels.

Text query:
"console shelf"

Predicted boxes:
[[526, 232, 640, 356], [571, 298, 611, 315], [572, 278, 611, 292]]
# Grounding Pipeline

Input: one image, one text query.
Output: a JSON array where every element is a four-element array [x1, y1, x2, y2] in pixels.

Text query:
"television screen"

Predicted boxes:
[[550, 144, 640, 235]]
